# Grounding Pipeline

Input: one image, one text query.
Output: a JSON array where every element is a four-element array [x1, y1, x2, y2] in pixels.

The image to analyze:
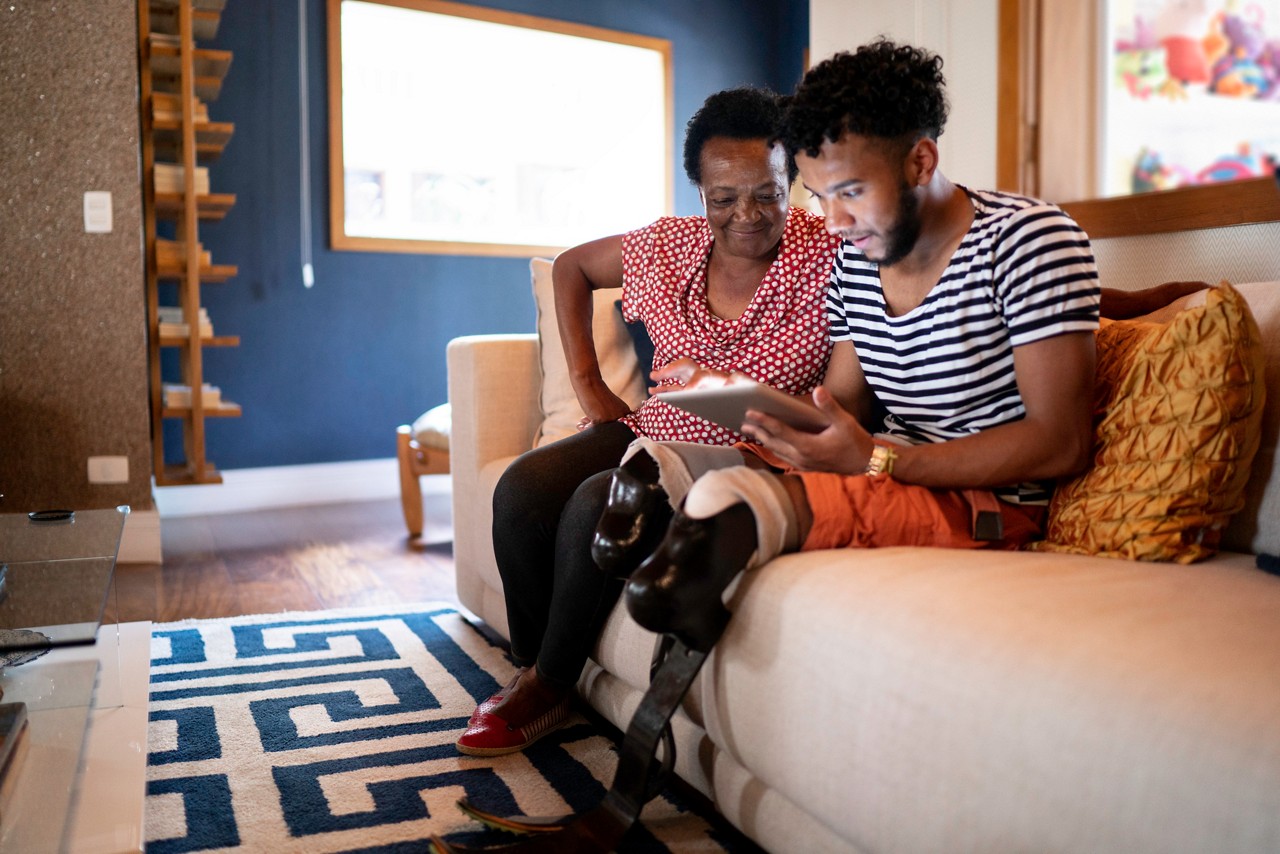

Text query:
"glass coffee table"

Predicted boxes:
[[0, 506, 126, 651], [0, 506, 146, 853]]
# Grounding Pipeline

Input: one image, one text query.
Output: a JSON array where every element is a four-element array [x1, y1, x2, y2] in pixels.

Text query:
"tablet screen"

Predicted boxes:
[[656, 381, 829, 433]]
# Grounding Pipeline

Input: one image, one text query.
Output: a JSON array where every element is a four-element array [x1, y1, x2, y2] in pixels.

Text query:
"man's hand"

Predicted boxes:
[[740, 385, 875, 474]]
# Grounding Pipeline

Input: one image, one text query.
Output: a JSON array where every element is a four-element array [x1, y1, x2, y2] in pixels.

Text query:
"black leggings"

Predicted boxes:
[[491, 421, 638, 688]]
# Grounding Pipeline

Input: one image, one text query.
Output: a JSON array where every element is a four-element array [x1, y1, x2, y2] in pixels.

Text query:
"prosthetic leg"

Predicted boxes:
[[592, 438, 746, 578], [433, 470, 793, 854]]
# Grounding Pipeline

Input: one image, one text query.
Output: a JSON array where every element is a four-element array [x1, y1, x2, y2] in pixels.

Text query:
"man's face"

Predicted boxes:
[[698, 137, 791, 262], [796, 133, 922, 267]]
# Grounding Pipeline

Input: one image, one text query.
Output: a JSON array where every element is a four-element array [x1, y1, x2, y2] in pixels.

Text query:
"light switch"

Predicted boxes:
[[88, 456, 129, 484], [83, 191, 113, 233]]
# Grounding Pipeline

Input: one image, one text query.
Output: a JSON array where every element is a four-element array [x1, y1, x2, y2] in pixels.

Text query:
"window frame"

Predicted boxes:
[[326, 0, 675, 257]]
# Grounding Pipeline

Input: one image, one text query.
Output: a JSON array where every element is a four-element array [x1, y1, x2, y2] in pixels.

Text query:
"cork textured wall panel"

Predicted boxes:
[[0, 0, 153, 513]]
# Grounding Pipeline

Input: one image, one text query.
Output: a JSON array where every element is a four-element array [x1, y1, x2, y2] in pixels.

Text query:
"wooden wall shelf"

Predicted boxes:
[[139, 0, 241, 487]]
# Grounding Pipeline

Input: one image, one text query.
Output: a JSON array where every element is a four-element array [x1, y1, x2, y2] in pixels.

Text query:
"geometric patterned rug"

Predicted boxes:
[[145, 604, 742, 853]]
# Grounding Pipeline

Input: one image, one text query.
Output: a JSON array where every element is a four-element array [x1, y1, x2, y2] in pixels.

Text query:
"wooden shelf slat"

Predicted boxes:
[[149, 44, 232, 83], [162, 403, 242, 418], [154, 191, 236, 220], [155, 263, 238, 282], [149, 6, 222, 40], [151, 0, 228, 12], [158, 335, 240, 348], [150, 71, 223, 102], [152, 119, 234, 158], [153, 141, 224, 162]]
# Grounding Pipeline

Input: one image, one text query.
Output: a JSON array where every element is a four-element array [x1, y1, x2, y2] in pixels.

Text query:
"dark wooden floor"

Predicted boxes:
[[111, 494, 458, 624]]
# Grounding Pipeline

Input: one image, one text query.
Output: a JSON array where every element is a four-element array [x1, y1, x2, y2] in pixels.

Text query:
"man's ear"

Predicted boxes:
[[904, 137, 939, 187]]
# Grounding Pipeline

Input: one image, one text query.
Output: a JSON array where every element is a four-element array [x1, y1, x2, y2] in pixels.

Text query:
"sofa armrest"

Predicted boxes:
[[447, 334, 540, 619], [447, 334, 541, 474]]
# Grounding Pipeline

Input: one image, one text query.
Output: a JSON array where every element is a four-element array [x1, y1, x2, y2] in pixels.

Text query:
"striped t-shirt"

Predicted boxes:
[[827, 187, 1100, 504]]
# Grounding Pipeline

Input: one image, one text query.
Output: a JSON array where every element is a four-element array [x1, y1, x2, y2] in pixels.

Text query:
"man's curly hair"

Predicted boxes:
[[779, 39, 949, 159], [683, 86, 797, 186]]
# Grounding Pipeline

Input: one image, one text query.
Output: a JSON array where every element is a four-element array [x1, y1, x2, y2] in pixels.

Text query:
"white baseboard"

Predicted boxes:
[[152, 457, 451, 518]]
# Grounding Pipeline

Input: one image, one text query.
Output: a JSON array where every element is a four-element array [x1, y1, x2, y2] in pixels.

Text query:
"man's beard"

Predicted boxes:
[[873, 181, 922, 267]]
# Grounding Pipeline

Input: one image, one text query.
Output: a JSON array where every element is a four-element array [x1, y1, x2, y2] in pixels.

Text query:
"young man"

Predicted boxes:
[[619, 39, 1102, 644]]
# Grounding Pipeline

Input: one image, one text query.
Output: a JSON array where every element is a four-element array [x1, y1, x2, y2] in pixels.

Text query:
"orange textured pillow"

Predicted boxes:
[[1031, 282, 1266, 563]]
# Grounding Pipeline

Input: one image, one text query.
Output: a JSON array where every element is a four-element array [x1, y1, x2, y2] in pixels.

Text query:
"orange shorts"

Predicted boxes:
[[735, 442, 1046, 551], [796, 470, 1046, 551]]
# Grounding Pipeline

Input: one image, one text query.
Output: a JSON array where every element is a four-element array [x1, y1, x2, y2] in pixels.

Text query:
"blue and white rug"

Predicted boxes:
[[146, 603, 738, 853]]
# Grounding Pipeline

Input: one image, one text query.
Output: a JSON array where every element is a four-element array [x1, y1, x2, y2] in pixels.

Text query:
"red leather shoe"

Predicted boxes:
[[455, 698, 570, 757], [467, 668, 526, 726]]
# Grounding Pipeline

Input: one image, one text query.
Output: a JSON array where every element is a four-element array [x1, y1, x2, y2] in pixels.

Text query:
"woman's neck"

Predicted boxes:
[[704, 244, 777, 320]]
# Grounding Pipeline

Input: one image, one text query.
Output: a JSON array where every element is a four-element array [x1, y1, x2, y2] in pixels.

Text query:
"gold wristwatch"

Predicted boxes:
[[865, 444, 898, 477]]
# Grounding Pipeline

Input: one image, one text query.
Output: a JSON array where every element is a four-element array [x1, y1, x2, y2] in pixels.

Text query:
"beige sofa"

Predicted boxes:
[[447, 216, 1280, 853]]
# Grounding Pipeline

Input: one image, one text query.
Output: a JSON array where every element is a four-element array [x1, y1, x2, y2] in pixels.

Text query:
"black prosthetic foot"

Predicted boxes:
[[431, 638, 712, 854], [591, 454, 671, 579], [624, 504, 757, 653]]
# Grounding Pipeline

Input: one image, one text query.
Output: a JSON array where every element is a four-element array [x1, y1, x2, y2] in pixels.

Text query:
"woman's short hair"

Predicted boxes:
[[779, 39, 949, 159], [683, 86, 795, 186]]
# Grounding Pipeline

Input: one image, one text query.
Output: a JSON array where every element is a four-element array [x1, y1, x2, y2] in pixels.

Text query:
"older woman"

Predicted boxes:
[[455, 86, 840, 756]]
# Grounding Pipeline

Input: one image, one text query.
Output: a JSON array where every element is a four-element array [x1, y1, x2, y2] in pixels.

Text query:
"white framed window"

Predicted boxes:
[[327, 0, 674, 257]]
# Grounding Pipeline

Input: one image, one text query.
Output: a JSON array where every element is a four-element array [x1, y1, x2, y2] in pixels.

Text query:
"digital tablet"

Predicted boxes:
[[656, 381, 830, 433]]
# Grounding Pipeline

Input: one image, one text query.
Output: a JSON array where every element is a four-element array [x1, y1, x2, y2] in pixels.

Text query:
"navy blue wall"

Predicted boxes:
[[190, 0, 808, 469]]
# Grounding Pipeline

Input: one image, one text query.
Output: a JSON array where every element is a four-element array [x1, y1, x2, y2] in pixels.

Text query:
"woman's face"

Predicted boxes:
[[698, 137, 790, 261]]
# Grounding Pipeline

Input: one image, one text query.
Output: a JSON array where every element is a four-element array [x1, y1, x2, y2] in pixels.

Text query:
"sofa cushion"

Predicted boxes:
[[695, 545, 1280, 853], [531, 258, 647, 447], [1032, 281, 1267, 562], [410, 403, 451, 450]]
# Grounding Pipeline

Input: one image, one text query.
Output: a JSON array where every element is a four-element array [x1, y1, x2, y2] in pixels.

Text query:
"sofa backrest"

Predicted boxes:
[[531, 228, 1279, 558], [1226, 283, 1278, 556], [529, 258, 647, 447]]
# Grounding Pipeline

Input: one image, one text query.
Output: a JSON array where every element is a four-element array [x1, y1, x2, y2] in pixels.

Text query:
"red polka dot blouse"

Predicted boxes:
[[618, 208, 839, 445]]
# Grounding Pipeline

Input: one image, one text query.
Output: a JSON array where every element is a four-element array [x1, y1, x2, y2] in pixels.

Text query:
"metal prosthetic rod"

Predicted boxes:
[[432, 506, 758, 854], [432, 641, 709, 854]]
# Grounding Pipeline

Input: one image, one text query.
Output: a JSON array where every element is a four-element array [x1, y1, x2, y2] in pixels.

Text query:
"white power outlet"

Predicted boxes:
[[88, 456, 129, 484], [83, 191, 113, 233]]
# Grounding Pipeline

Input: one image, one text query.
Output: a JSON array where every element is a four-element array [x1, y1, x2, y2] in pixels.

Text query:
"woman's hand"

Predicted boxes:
[[649, 357, 740, 394], [740, 385, 874, 474], [575, 385, 633, 430]]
